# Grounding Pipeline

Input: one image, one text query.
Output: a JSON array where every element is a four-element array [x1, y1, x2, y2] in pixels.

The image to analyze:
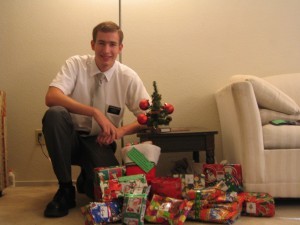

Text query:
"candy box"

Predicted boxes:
[[240, 192, 275, 217], [203, 164, 243, 191]]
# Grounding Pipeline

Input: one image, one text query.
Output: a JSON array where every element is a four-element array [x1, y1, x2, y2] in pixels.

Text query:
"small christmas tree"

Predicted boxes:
[[137, 81, 174, 130]]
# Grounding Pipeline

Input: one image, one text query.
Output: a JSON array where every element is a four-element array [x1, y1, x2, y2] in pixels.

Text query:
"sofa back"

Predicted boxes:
[[264, 73, 300, 107]]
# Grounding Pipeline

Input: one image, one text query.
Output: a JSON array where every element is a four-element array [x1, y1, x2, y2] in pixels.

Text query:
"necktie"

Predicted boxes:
[[90, 73, 106, 136]]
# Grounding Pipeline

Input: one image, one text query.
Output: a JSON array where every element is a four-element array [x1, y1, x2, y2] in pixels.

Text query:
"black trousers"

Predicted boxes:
[[42, 106, 119, 197]]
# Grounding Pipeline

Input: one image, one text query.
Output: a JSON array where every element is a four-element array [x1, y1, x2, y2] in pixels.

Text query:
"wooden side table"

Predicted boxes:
[[137, 128, 217, 163]]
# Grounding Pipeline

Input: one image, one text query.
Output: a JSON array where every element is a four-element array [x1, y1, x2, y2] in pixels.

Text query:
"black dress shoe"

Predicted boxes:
[[44, 186, 76, 218], [76, 168, 94, 200], [76, 170, 85, 194]]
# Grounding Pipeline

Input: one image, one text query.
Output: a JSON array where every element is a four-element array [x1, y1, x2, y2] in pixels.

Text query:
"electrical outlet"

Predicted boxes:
[[35, 129, 45, 145]]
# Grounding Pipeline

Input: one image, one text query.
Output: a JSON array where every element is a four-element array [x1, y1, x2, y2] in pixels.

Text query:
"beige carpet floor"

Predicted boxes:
[[0, 185, 300, 225]]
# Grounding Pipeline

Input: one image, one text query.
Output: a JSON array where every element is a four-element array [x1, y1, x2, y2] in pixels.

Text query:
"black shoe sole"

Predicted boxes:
[[44, 202, 76, 218]]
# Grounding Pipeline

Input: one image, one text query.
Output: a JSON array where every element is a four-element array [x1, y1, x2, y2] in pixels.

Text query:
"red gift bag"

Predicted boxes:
[[150, 177, 182, 199]]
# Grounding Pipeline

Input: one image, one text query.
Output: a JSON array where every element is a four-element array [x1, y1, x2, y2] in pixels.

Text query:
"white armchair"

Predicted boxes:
[[215, 73, 300, 198]]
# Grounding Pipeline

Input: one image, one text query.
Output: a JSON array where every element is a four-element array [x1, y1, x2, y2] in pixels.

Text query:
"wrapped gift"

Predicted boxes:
[[81, 200, 123, 225], [145, 194, 193, 225], [101, 174, 148, 202], [150, 177, 182, 199], [94, 166, 126, 183], [240, 192, 275, 217], [118, 174, 148, 195], [203, 164, 243, 192], [122, 193, 148, 225], [223, 173, 243, 192], [94, 166, 126, 201], [173, 174, 205, 198], [187, 195, 244, 224], [101, 179, 123, 202], [186, 181, 228, 201]]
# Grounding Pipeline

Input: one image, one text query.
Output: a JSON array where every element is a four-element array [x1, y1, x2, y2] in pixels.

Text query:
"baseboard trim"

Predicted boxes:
[[16, 180, 77, 187]]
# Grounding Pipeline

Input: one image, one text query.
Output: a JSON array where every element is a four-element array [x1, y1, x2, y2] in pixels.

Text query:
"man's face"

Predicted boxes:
[[91, 31, 123, 72]]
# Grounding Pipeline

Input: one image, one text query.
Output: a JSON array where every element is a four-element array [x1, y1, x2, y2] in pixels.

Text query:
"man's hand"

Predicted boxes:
[[93, 108, 117, 145]]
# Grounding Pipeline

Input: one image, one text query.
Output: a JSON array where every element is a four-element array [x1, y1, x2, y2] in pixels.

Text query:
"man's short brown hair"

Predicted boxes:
[[92, 21, 123, 44]]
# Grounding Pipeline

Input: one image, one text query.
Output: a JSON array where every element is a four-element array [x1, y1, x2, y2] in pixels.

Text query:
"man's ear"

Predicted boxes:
[[119, 43, 123, 52], [91, 40, 95, 50]]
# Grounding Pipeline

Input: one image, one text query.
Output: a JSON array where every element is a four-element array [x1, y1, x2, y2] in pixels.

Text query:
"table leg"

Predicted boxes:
[[205, 135, 215, 163], [193, 151, 200, 163]]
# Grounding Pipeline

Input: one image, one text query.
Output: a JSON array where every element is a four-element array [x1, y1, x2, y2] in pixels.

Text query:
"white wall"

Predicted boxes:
[[121, 0, 300, 173], [0, 0, 119, 184], [1, 0, 300, 184]]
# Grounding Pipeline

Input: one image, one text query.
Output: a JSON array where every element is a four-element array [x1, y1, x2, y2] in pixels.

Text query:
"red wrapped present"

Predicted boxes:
[[187, 195, 244, 224], [94, 166, 126, 183], [93, 166, 126, 201], [173, 174, 205, 198], [203, 164, 243, 191], [150, 177, 182, 199], [100, 174, 149, 202], [240, 192, 275, 217], [145, 194, 193, 225], [186, 181, 228, 201]]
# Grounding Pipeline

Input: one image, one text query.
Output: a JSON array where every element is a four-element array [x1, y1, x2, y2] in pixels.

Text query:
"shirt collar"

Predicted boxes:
[[89, 56, 118, 82]]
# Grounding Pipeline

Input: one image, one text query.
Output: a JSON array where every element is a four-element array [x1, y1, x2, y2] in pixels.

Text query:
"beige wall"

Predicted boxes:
[[1, 0, 300, 184]]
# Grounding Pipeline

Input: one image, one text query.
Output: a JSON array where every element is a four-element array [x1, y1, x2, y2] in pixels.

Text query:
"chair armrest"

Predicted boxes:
[[215, 81, 265, 183]]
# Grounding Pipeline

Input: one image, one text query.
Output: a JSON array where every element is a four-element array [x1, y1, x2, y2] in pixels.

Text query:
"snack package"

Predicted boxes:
[[81, 200, 123, 225], [150, 177, 182, 199], [240, 192, 275, 217], [122, 193, 148, 225], [145, 194, 193, 225]]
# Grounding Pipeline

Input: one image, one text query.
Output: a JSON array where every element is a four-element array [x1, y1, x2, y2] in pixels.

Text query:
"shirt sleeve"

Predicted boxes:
[[49, 56, 79, 95], [126, 75, 151, 116]]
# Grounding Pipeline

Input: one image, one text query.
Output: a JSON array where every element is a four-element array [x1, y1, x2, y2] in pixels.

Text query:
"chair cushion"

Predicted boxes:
[[231, 75, 300, 115], [263, 124, 300, 149], [260, 109, 300, 125]]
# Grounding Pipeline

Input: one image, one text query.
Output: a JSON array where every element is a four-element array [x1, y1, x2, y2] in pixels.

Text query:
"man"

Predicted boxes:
[[42, 21, 150, 218]]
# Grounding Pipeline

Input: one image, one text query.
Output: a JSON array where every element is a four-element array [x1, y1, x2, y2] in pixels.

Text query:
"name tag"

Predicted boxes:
[[107, 105, 121, 115]]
